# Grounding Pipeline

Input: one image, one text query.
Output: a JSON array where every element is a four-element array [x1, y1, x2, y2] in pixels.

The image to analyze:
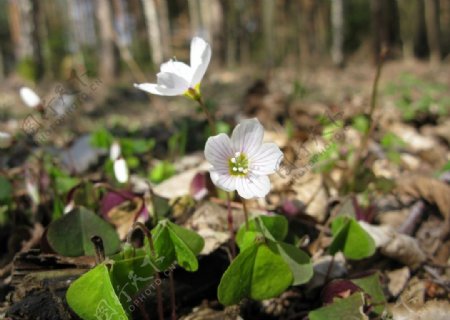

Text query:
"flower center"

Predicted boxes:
[[228, 152, 249, 176]]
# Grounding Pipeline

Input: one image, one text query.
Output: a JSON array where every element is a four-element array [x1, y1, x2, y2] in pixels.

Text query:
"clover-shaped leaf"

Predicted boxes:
[[235, 214, 313, 286], [152, 219, 204, 272], [309, 292, 368, 320], [351, 272, 386, 315], [110, 252, 159, 310], [218, 243, 293, 306], [328, 216, 376, 260], [267, 241, 313, 286], [47, 207, 121, 257], [66, 264, 127, 320], [236, 215, 288, 246]]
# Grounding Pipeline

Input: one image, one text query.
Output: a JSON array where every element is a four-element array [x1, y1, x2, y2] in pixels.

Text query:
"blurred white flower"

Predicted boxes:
[[110, 140, 121, 161], [114, 158, 129, 183], [204, 118, 283, 199], [19, 87, 42, 109], [0, 132, 12, 149], [25, 174, 40, 206], [134, 37, 211, 99]]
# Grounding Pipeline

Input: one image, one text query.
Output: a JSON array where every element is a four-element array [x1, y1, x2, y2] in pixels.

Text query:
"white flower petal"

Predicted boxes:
[[110, 141, 121, 161], [134, 83, 185, 96], [157, 72, 190, 91], [204, 133, 233, 171], [161, 60, 193, 83], [231, 118, 264, 156], [190, 37, 211, 86], [236, 175, 270, 199], [250, 143, 283, 175], [20, 87, 41, 108], [114, 158, 129, 183], [210, 171, 237, 192], [0, 132, 12, 149]]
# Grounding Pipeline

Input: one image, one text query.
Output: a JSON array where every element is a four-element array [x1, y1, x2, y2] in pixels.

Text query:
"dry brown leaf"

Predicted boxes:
[[359, 222, 426, 269], [106, 197, 146, 240], [389, 300, 450, 320], [395, 176, 450, 223]]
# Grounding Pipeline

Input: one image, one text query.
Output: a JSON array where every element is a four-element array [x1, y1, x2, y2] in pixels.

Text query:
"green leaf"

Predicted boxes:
[[110, 254, 157, 310], [351, 272, 386, 315], [47, 207, 121, 257], [309, 292, 367, 320], [268, 241, 313, 286], [90, 127, 114, 149], [218, 243, 293, 306], [352, 115, 370, 134], [237, 231, 263, 251], [66, 264, 127, 320], [329, 216, 376, 260], [0, 176, 12, 204], [152, 220, 204, 272], [236, 215, 288, 247], [149, 161, 176, 183]]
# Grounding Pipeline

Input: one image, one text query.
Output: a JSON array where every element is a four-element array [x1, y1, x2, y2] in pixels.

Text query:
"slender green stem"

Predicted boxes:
[[227, 192, 236, 259], [348, 49, 386, 190], [241, 198, 250, 231], [133, 222, 164, 320], [169, 270, 177, 320], [194, 95, 216, 135]]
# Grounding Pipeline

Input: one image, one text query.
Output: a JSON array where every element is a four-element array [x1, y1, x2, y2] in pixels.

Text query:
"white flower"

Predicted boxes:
[[110, 140, 121, 161], [0, 132, 12, 149], [204, 118, 283, 199], [134, 37, 211, 99], [19, 87, 42, 109], [114, 158, 129, 183]]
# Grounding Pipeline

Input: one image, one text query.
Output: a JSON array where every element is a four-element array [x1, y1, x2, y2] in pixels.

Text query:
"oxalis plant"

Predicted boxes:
[[60, 37, 385, 319]]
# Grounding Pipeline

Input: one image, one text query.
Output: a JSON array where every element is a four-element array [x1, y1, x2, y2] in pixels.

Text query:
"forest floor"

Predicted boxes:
[[0, 59, 449, 319]]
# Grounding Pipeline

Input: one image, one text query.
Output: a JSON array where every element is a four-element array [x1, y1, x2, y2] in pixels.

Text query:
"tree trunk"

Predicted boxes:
[[331, 0, 344, 67], [424, 0, 441, 64], [397, 0, 422, 60], [156, 0, 171, 58], [96, 0, 118, 80], [8, 0, 43, 79], [262, 0, 275, 72], [141, 0, 164, 67]]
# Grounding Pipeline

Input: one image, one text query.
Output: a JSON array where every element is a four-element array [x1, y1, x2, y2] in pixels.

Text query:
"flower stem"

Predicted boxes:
[[348, 48, 387, 190], [169, 270, 177, 320], [133, 222, 164, 320], [227, 192, 236, 259], [195, 96, 216, 135], [241, 198, 250, 231]]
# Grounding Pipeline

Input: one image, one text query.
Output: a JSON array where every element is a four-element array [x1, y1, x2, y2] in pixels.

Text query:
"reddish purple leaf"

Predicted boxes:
[[321, 279, 362, 305]]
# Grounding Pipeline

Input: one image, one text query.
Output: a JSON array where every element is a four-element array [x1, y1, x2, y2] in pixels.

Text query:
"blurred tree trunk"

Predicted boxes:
[[397, 0, 422, 60], [141, 0, 164, 66], [221, 0, 237, 67], [8, 0, 43, 79], [156, 0, 171, 58], [440, 0, 450, 56], [262, 0, 275, 73], [331, 0, 344, 67], [424, 0, 441, 64], [96, 0, 119, 80], [370, 0, 400, 63]]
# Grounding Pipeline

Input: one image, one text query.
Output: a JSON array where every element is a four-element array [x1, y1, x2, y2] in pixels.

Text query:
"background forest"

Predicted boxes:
[[0, 1, 450, 320]]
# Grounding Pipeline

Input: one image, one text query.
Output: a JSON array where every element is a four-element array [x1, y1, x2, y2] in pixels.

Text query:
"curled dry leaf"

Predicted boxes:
[[395, 175, 450, 232], [359, 221, 426, 269]]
